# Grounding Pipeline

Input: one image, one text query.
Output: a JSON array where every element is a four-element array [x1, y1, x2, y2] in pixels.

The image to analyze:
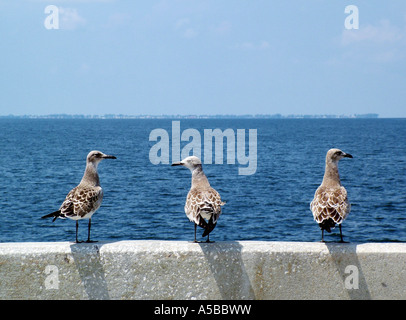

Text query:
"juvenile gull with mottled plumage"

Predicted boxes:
[[42, 150, 116, 243], [172, 156, 225, 243], [310, 148, 353, 242]]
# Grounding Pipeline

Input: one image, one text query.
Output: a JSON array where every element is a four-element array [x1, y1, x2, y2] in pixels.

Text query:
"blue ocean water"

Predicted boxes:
[[0, 118, 405, 243]]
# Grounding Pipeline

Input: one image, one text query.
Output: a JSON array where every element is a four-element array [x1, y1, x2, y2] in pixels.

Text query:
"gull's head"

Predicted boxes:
[[87, 150, 117, 165], [171, 156, 202, 171], [326, 148, 353, 164]]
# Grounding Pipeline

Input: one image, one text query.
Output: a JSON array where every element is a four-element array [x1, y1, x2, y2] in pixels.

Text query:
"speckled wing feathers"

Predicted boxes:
[[185, 187, 223, 227], [310, 186, 351, 225], [59, 186, 103, 219]]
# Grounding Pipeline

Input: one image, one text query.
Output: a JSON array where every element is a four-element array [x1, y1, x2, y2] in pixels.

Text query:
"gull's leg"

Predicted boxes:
[[193, 223, 198, 243], [75, 221, 83, 243], [338, 224, 347, 243], [86, 219, 97, 243], [205, 233, 214, 243]]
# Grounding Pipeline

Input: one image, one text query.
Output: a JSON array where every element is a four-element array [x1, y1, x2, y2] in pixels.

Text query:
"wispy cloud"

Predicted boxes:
[[237, 40, 270, 50], [210, 20, 232, 36], [59, 7, 86, 30], [175, 18, 190, 30], [174, 17, 198, 39], [341, 19, 404, 46], [106, 12, 132, 28], [334, 19, 406, 64], [183, 28, 198, 39]]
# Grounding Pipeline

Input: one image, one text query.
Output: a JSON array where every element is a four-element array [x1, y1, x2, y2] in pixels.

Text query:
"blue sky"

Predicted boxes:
[[1, 1, 405, 117]]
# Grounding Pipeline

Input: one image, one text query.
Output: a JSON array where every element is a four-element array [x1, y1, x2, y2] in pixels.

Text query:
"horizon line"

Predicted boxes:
[[0, 113, 385, 119]]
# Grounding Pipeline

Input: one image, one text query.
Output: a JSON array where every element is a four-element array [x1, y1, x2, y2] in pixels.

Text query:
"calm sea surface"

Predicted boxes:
[[0, 118, 405, 243]]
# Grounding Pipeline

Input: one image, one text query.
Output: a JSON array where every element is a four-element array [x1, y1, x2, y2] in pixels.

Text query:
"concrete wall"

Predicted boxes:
[[0, 241, 405, 300]]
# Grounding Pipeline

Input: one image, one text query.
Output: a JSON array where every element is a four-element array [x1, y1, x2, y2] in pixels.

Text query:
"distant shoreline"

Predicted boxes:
[[0, 113, 381, 119]]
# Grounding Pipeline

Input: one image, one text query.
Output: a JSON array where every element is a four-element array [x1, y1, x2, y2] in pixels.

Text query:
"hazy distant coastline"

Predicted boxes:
[[0, 113, 379, 119]]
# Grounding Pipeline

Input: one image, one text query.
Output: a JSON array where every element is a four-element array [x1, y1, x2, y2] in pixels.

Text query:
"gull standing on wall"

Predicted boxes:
[[42, 150, 116, 243], [172, 156, 225, 243], [310, 148, 353, 242]]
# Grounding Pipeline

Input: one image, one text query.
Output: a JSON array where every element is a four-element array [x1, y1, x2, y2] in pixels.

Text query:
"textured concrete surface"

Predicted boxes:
[[0, 241, 405, 300]]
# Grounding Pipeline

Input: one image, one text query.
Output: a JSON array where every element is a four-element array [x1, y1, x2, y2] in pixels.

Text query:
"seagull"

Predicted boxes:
[[42, 150, 116, 243], [310, 148, 353, 242], [172, 156, 225, 243]]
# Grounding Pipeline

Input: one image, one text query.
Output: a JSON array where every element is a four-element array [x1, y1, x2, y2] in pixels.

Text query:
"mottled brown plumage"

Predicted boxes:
[[185, 187, 223, 236], [59, 186, 103, 220], [172, 156, 225, 242], [310, 148, 352, 242], [42, 150, 116, 243]]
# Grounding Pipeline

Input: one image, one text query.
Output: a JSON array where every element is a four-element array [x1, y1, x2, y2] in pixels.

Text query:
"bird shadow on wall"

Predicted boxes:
[[198, 241, 256, 300], [324, 242, 372, 300], [70, 242, 110, 300]]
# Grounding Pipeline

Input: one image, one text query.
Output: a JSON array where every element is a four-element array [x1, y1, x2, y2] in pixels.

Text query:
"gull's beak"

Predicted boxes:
[[171, 161, 183, 166], [102, 154, 117, 159], [343, 152, 353, 159]]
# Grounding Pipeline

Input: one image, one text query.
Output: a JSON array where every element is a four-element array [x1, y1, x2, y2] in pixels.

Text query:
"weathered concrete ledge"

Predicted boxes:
[[0, 241, 405, 300]]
